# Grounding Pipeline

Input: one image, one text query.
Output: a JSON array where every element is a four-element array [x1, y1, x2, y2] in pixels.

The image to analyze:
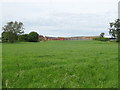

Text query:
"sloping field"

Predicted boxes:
[[2, 40, 118, 88]]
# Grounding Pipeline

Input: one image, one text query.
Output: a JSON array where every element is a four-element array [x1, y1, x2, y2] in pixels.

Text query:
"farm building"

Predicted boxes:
[[45, 36, 98, 40], [38, 35, 47, 41], [38, 35, 99, 41], [45, 37, 65, 40]]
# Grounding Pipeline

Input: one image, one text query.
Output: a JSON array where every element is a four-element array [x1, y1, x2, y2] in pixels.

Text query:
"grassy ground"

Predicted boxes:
[[2, 40, 118, 88], [0, 43, 2, 89]]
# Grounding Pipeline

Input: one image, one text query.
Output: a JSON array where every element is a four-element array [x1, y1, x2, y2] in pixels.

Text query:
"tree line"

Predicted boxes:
[[1, 19, 120, 43], [2, 21, 39, 43], [92, 19, 120, 42]]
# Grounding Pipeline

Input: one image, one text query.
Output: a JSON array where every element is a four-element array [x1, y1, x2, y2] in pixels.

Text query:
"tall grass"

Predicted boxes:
[[2, 40, 118, 88]]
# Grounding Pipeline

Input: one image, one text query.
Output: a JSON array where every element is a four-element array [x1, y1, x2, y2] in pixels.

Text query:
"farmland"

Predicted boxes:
[[2, 40, 118, 88]]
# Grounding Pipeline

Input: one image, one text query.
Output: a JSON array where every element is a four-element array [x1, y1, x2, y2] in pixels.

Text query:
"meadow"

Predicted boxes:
[[2, 40, 118, 88]]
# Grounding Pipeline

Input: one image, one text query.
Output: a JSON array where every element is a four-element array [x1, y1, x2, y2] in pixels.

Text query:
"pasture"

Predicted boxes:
[[2, 40, 118, 88]]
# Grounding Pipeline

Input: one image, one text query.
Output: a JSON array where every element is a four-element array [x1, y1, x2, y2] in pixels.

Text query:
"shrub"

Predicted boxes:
[[28, 32, 39, 42], [93, 37, 109, 41]]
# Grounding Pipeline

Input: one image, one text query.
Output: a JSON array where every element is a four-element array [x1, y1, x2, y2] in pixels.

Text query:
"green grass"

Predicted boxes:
[[2, 40, 118, 88], [0, 43, 2, 89]]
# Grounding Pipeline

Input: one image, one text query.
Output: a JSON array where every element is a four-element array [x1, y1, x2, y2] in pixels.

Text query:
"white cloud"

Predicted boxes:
[[1, 0, 119, 37]]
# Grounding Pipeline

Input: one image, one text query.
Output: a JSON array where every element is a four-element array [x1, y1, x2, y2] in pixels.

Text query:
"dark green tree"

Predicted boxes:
[[2, 32, 9, 42], [18, 34, 29, 42], [28, 32, 39, 42], [100, 33, 105, 37], [2, 21, 24, 43], [109, 19, 120, 42], [2, 32, 18, 43]]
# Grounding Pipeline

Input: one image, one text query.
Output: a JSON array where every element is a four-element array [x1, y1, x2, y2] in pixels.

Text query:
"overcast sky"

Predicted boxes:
[[1, 0, 119, 37]]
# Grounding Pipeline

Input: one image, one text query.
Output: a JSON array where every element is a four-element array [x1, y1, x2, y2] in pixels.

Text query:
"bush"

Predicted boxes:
[[93, 37, 109, 41], [28, 32, 39, 42], [18, 34, 29, 42]]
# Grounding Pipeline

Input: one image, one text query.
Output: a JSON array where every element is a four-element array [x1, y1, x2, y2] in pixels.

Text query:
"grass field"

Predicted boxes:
[[2, 40, 118, 88], [0, 43, 2, 89]]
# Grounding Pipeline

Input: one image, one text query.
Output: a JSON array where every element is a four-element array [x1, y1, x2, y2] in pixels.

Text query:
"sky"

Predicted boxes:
[[1, 0, 119, 37]]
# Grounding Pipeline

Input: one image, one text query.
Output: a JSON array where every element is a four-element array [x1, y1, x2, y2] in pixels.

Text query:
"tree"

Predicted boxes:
[[2, 32, 9, 42], [2, 21, 24, 43], [100, 33, 105, 37], [109, 19, 120, 42], [2, 31, 17, 43], [18, 34, 29, 42], [28, 32, 39, 42]]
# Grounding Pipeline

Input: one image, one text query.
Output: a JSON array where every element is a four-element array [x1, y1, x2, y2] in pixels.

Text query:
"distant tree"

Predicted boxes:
[[100, 33, 105, 37], [2, 21, 24, 43], [18, 34, 29, 42], [2, 32, 9, 42], [2, 31, 17, 43], [109, 19, 120, 42], [28, 32, 39, 42]]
